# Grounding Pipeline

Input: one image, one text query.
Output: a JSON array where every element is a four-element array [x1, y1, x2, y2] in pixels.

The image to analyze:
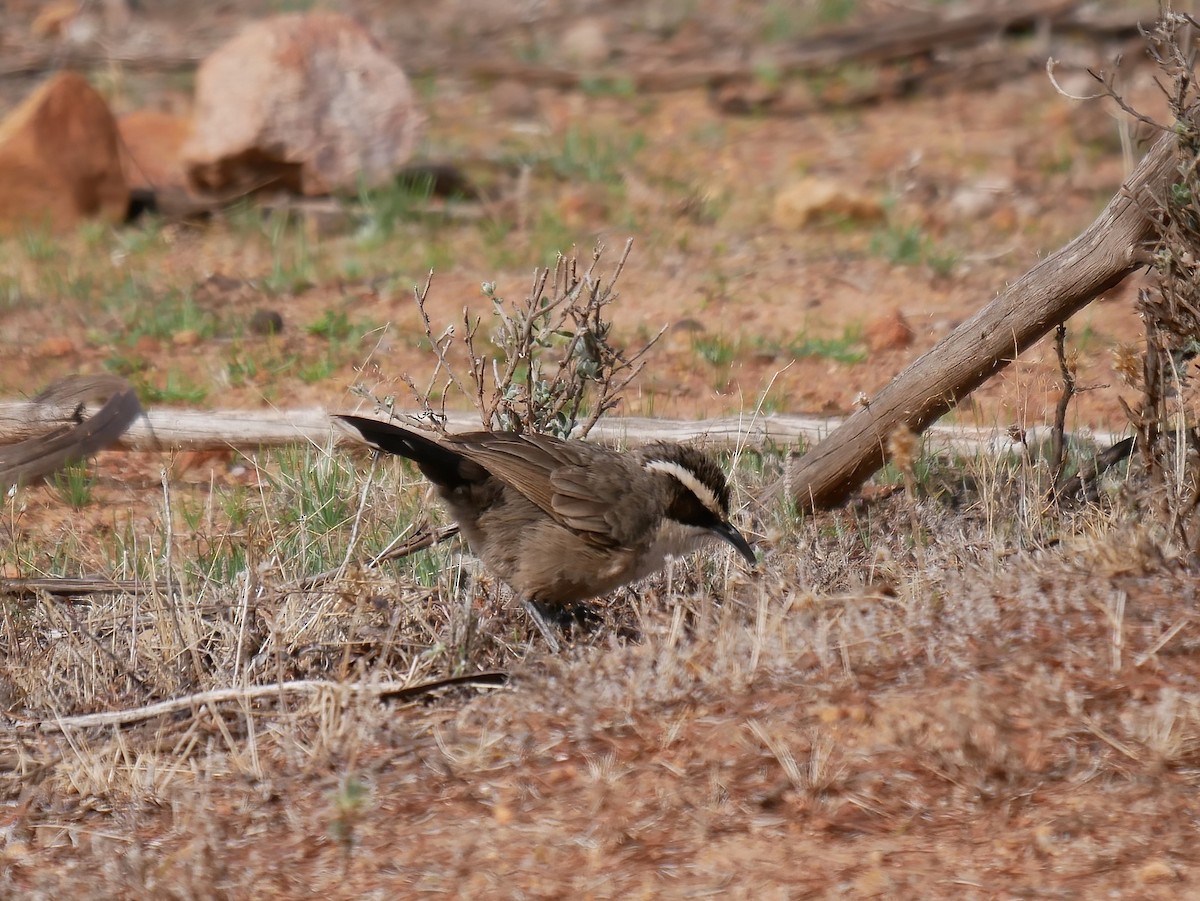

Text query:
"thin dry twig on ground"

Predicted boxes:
[[15, 672, 508, 732], [293, 523, 461, 591]]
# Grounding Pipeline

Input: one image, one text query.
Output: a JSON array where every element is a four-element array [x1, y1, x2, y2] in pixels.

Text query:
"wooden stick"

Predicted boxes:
[[18, 673, 508, 731], [767, 126, 1178, 511], [0, 577, 168, 598]]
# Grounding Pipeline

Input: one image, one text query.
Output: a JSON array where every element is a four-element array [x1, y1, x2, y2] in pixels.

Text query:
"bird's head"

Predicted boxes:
[[640, 443, 756, 566]]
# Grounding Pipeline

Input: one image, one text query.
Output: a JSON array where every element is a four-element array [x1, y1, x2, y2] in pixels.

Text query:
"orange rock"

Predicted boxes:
[[34, 335, 76, 357], [183, 13, 421, 196], [864, 310, 915, 353], [171, 449, 232, 480], [133, 335, 160, 355], [117, 110, 192, 194], [0, 72, 128, 234]]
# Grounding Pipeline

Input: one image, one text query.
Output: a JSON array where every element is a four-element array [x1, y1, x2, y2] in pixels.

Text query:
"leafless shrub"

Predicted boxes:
[[355, 239, 662, 438], [1087, 9, 1200, 549]]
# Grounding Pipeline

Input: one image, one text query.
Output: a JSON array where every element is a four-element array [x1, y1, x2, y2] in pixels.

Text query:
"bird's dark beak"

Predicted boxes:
[[711, 521, 757, 567]]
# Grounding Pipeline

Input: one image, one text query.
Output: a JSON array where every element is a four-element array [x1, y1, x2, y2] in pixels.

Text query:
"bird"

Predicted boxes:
[[335, 414, 756, 644]]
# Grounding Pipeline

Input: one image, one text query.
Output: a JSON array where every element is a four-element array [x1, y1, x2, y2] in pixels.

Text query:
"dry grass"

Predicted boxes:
[[5, 445, 1200, 896]]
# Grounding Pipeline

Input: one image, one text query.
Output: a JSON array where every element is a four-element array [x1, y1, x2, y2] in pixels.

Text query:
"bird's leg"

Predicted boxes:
[[521, 599, 562, 653]]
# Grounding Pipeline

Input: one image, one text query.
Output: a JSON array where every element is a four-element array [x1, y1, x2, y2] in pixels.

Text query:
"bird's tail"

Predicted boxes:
[[334, 415, 473, 486]]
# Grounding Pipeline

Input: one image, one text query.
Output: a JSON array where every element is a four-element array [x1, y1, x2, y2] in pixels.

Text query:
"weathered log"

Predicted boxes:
[[0, 400, 1121, 460]]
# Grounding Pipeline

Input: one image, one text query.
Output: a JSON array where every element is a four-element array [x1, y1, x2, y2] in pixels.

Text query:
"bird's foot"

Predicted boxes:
[[521, 600, 562, 653], [521, 600, 605, 651]]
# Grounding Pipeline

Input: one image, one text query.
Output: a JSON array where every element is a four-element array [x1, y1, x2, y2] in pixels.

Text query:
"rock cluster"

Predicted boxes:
[[0, 12, 420, 233]]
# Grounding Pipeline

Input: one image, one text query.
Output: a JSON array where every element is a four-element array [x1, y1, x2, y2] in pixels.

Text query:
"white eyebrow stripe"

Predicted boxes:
[[644, 459, 722, 515]]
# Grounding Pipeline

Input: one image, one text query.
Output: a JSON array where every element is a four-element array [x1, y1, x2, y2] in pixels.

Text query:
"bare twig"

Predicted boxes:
[[17, 673, 508, 732], [1049, 324, 1077, 495], [293, 523, 462, 591]]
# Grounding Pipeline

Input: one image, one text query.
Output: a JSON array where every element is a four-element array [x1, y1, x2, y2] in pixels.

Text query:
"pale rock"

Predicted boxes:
[[772, 177, 884, 229], [561, 18, 611, 67], [183, 13, 421, 197]]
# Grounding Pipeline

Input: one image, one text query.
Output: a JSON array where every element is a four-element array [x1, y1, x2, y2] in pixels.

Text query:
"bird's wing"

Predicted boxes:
[[450, 433, 651, 546], [547, 462, 658, 546], [448, 432, 597, 512]]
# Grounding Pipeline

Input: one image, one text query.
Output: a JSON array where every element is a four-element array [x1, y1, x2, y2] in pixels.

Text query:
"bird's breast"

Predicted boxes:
[[625, 521, 714, 583]]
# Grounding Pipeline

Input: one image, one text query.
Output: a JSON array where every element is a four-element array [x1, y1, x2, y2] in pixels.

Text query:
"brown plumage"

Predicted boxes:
[[335, 415, 755, 615]]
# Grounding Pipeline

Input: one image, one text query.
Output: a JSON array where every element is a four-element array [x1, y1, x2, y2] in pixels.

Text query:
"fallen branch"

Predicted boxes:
[[1054, 436, 1137, 502], [767, 123, 1181, 511], [18, 673, 508, 732], [0, 401, 1126, 459], [0, 577, 168, 599]]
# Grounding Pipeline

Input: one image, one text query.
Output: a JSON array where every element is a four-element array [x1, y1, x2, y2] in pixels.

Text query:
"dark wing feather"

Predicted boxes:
[[336, 416, 489, 486]]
